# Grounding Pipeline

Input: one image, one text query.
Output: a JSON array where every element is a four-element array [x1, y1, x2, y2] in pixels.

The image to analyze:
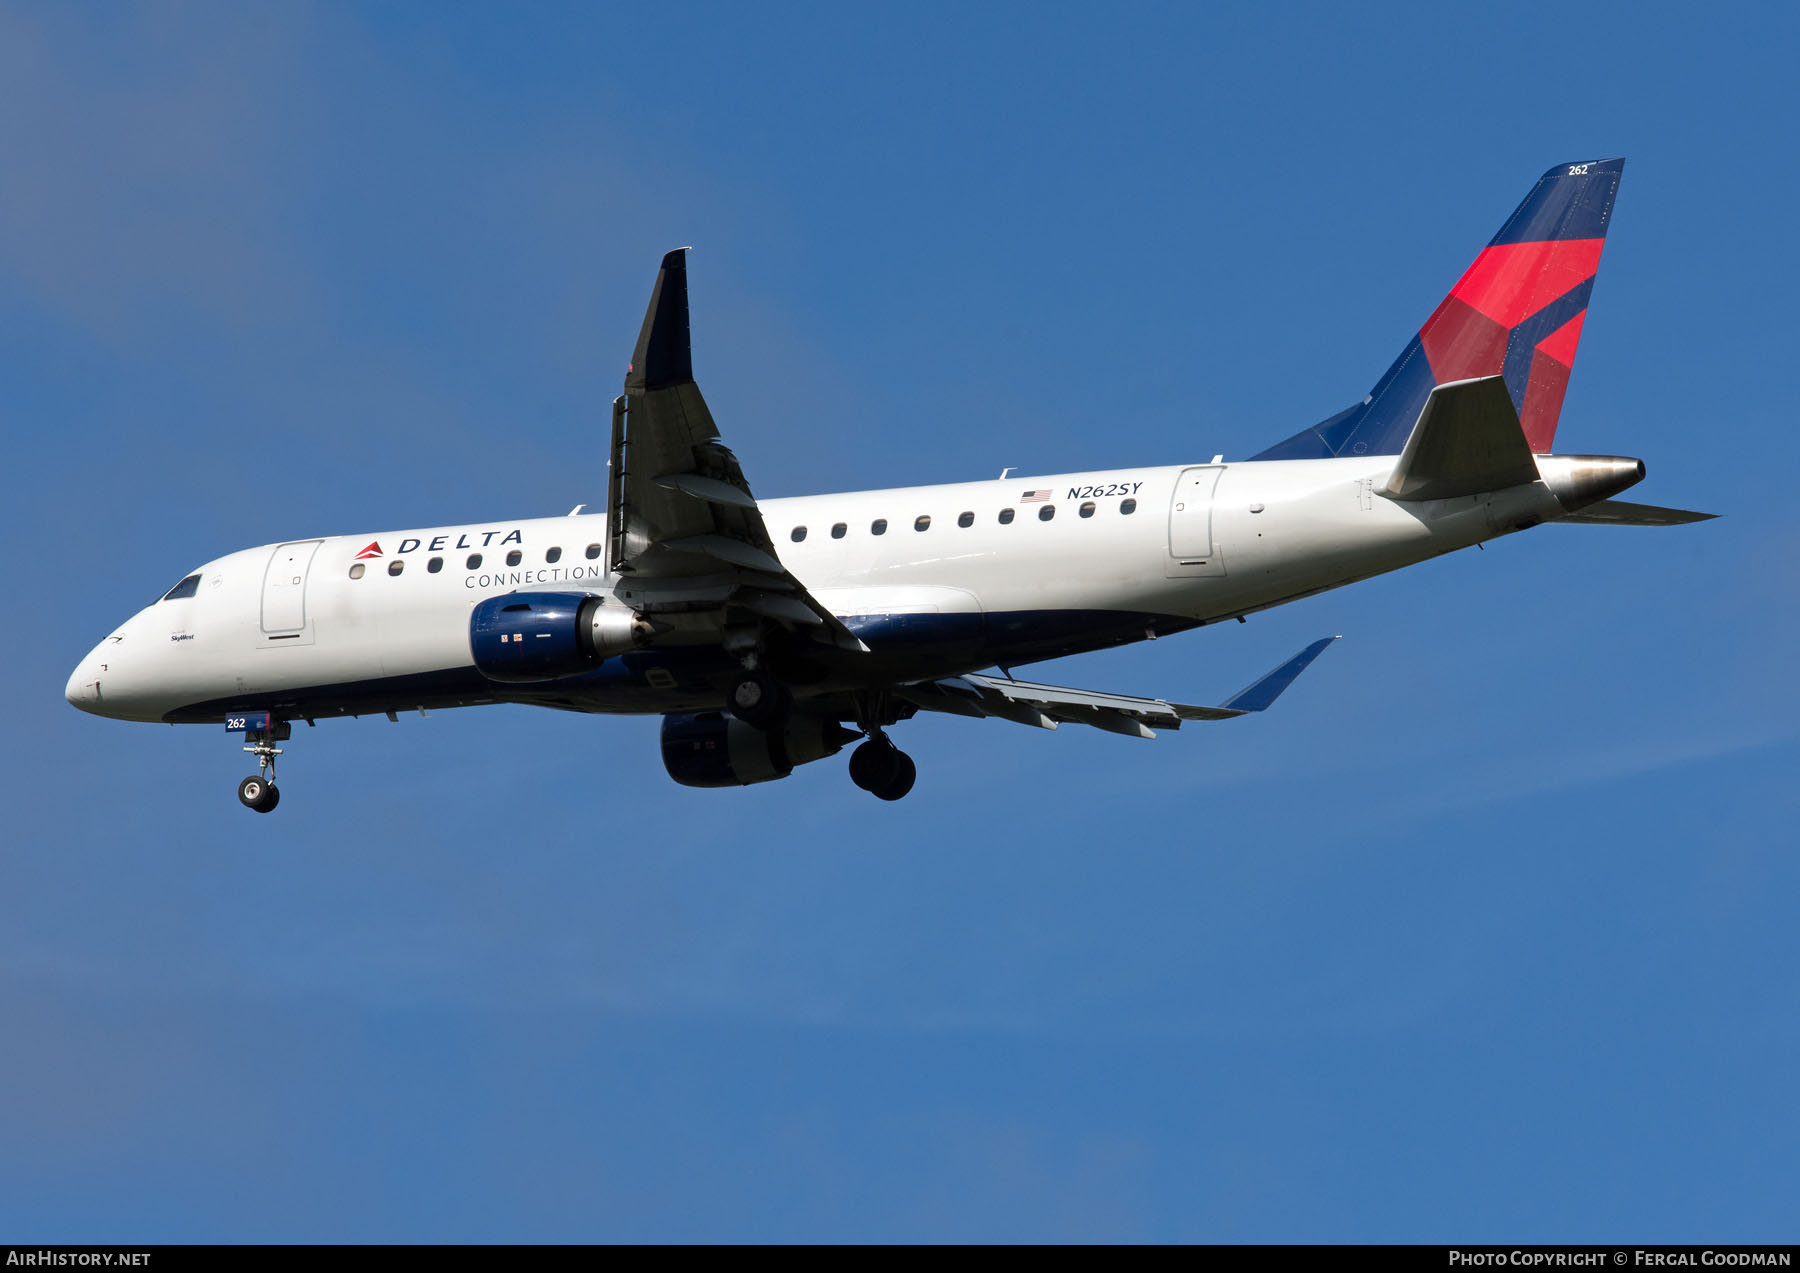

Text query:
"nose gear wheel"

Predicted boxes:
[[238, 775, 279, 813], [237, 722, 290, 813]]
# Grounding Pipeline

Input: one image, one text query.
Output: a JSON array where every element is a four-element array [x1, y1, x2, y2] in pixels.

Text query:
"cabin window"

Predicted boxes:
[[998, 508, 1015, 525], [1120, 498, 1137, 515], [388, 559, 405, 576], [1079, 501, 1096, 518], [791, 526, 807, 542], [957, 511, 974, 528], [160, 574, 202, 602], [427, 556, 443, 573], [831, 522, 847, 539], [914, 515, 931, 532], [348, 563, 366, 580], [585, 544, 602, 560], [467, 553, 482, 569], [545, 547, 562, 563], [506, 549, 522, 566], [871, 518, 888, 536], [1039, 505, 1055, 521]]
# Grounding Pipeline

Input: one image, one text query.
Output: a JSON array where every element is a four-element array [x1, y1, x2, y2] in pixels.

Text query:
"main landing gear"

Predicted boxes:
[[727, 663, 791, 731], [724, 627, 794, 731], [843, 690, 919, 801], [237, 722, 289, 814], [848, 730, 917, 802], [723, 634, 919, 800]]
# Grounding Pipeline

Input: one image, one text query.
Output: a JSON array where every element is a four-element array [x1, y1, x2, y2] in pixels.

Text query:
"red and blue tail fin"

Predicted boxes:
[[1254, 159, 1624, 461]]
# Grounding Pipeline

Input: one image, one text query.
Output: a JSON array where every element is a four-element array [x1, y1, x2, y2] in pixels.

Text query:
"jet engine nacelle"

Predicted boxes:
[[661, 711, 862, 788], [469, 592, 657, 683]]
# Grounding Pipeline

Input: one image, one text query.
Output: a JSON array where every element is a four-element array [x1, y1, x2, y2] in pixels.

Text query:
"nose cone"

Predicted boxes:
[[66, 617, 159, 721], [65, 648, 106, 714], [66, 606, 190, 722]]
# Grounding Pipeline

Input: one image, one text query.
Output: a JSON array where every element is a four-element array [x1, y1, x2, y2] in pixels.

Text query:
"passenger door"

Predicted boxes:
[[1166, 467, 1226, 578], [260, 540, 322, 643]]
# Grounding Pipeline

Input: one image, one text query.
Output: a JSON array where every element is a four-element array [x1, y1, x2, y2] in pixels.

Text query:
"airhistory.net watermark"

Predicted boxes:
[[5, 1255, 151, 1267]]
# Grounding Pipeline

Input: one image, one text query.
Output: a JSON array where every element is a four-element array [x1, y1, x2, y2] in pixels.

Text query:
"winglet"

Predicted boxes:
[[625, 248, 693, 392], [1217, 636, 1340, 713]]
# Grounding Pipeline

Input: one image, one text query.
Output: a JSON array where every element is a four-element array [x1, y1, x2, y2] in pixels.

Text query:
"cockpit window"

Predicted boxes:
[[161, 574, 202, 602]]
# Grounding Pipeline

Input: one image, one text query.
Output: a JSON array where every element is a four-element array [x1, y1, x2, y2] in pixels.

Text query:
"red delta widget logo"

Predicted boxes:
[[355, 529, 528, 561]]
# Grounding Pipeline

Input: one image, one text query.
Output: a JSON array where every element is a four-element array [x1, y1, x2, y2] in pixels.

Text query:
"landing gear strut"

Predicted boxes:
[[238, 722, 289, 814], [848, 732, 917, 801]]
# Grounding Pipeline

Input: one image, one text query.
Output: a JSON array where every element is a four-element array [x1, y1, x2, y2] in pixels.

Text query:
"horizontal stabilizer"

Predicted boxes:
[[897, 637, 1338, 737], [1554, 499, 1718, 526], [1384, 376, 1540, 501]]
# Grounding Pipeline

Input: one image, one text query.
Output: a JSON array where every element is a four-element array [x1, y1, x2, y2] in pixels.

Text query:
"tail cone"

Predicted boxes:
[[1536, 454, 1645, 513]]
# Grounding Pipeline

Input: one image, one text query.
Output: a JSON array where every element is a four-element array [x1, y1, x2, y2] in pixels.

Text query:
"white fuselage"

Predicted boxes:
[[66, 456, 1567, 725]]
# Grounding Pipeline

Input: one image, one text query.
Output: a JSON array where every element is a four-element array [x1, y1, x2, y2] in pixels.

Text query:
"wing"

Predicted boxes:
[[896, 637, 1340, 737], [605, 250, 865, 650]]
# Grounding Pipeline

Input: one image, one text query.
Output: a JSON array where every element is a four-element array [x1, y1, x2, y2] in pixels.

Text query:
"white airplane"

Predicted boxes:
[[66, 159, 1709, 810]]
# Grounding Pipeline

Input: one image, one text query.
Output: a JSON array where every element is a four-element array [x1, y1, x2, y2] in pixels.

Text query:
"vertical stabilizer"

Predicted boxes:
[[1254, 160, 1624, 460]]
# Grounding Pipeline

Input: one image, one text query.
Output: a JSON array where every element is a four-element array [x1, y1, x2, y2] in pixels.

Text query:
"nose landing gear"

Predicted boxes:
[[237, 721, 289, 813]]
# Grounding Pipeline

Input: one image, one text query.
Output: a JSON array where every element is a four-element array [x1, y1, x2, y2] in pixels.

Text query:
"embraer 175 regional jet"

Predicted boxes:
[[66, 159, 1710, 810]]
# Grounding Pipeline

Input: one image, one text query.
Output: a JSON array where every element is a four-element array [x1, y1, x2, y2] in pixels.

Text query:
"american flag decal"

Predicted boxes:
[[1019, 490, 1051, 504]]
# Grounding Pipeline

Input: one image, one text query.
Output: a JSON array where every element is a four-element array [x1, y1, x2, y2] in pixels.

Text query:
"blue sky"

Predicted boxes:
[[5, 1, 1798, 1242]]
